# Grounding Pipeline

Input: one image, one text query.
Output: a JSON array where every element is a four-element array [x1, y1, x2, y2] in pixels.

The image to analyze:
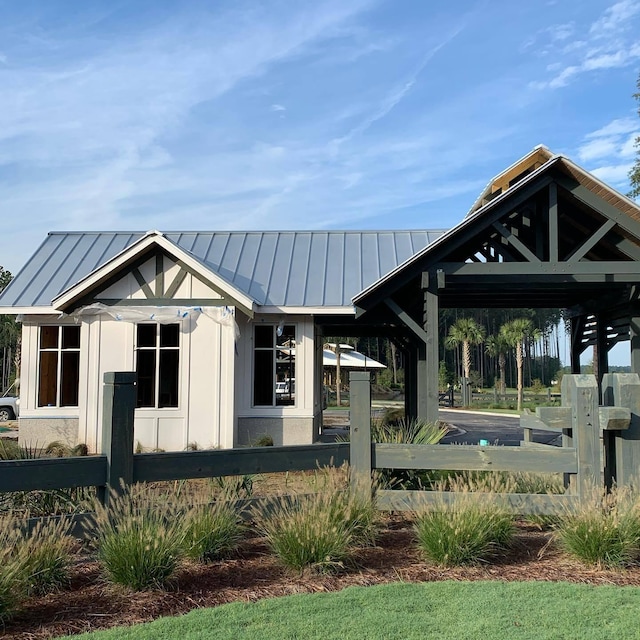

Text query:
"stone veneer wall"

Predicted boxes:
[[236, 417, 319, 447], [18, 418, 79, 449]]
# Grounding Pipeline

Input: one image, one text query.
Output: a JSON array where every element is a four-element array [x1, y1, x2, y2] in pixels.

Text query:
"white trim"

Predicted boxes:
[[51, 232, 257, 316], [259, 305, 355, 315], [0, 307, 59, 315]]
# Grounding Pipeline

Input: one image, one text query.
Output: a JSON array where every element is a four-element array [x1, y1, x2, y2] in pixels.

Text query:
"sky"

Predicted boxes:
[[1, 0, 640, 363]]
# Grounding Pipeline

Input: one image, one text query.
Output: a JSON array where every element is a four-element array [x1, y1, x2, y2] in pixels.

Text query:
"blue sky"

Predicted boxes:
[[2, 0, 640, 363]]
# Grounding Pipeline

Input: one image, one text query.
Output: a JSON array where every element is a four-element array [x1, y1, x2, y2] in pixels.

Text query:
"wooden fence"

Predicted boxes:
[[349, 371, 638, 515], [0, 373, 348, 505], [1, 370, 639, 524]]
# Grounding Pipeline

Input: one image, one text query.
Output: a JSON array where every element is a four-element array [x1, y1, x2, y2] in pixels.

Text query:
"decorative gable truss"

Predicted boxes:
[[433, 166, 640, 353], [52, 232, 256, 318]]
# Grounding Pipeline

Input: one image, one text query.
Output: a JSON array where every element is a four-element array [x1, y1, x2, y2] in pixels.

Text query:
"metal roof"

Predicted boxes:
[[0, 230, 445, 310]]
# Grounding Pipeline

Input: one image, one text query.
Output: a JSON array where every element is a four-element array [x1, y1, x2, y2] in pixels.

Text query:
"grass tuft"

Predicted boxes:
[[183, 500, 244, 563], [555, 485, 640, 568], [18, 517, 75, 595], [254, 467, 378, 573], [91, 485, 186, 590], [414, 476, 515, 566]]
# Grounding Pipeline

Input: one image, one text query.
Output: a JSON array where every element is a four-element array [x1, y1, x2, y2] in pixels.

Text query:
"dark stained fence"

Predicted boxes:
[[350, 371, 636, 516]]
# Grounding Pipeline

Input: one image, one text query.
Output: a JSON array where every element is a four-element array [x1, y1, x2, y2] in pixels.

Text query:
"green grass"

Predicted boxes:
[[70, 581, 640, 639]]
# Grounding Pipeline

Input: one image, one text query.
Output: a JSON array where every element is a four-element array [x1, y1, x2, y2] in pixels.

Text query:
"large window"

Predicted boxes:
[[253, 324, 296, 407], [38, 325, 81, 407], [135, 324, 180, 408]]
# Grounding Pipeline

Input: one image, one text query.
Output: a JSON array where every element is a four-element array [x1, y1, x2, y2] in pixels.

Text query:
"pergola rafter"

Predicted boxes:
[[350, 152, 640, 423]]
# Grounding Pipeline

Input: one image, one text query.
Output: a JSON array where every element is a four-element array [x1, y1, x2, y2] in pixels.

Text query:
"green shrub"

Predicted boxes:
[[555, 486, 640, 568], [18, 517, 75, 595], [91, 485, 186, 590], [254, 476, 377, 573], [414, 477, 515, 566], [371, 418, 448, 490], [253, 434, 274, 447], [183, 501, 244, 563], [214, 475, 254, 499], [0, 514, 27, 622]]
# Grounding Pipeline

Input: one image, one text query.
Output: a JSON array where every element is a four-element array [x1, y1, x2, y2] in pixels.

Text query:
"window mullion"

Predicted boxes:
[[56, 327, 62, 407]]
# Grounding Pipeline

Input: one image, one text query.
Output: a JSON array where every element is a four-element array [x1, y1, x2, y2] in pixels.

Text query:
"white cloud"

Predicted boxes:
[[271, 104, 286, 111], [578, 138, 619, 162], [532, 1, 640, 90], [590, 0, 640, 35], [590, 163, 633, 184], [586, 117, 637, 139]]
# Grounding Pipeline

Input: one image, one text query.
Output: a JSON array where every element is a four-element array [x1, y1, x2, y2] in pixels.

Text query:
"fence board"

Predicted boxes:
[[376, 489, 578, 515], [133, 443, 349, 482], [0, 456, 107, 492], [372, 443, 577, 474]]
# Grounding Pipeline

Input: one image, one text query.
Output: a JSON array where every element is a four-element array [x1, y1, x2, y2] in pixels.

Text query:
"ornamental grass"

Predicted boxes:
[[414, 475, 515, 566], [555, 484, 640, 568], [90, 484, 186, 591]]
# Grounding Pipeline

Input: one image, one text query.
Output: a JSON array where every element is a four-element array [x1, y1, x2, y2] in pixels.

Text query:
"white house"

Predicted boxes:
[[0, 228, 443, 451], [6, 145, 636, 452]]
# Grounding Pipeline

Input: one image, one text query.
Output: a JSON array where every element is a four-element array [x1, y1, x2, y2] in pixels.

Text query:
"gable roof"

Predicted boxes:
[[0, 229, 445, 314], [353, 148, 640, 311]]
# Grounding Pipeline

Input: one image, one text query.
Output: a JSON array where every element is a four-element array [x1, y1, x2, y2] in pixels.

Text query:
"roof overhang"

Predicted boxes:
[[353, 149, 640, 315], [51, 231, 257, 318]]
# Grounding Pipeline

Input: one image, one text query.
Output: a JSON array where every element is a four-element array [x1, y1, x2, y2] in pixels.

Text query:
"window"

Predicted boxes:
[[135, 324, 180, 408], [38, 325, 81, 407], [253, 324, 295, 406]]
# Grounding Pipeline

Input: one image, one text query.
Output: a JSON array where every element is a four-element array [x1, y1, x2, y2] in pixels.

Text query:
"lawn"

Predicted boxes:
[[71, 581, 640, 640]]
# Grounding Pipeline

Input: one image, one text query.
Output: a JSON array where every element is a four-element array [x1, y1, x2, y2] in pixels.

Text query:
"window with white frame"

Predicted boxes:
[[253, 324, 296, 407], [135, 324, 180, 408], [38, 325, 81, 407]]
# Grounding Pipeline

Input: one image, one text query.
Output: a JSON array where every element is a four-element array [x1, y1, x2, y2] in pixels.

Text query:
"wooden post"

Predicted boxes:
[[100, 372, 136, 502], [562, 374, 600, 497], [349, 371, 372, 500], [610, 373, 640, 488], [601, 373, 617, 489]]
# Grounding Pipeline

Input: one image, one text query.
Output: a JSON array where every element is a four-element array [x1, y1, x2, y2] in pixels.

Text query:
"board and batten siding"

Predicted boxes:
[[18, 258, 237, 453], [234, 313, 320, 446]]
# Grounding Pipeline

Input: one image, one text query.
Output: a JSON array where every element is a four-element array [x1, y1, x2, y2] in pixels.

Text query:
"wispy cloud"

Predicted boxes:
[[576, 116, 639, 186], [530, 0, 640, 90]]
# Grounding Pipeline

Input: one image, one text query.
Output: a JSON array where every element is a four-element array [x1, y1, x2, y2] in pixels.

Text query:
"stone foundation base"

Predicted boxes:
[[18, 418, 79, 449], [236, 416, 320, 447]]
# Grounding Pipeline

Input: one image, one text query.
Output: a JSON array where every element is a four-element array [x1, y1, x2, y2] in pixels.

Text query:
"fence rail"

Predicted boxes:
[[1, 370, 639, 524]]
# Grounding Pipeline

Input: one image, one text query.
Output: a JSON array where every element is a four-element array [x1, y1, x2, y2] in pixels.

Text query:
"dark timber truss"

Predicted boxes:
[[345, 158, 640, 423]]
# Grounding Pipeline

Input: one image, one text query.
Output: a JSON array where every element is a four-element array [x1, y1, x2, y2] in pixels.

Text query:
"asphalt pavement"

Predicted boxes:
[[320, 408, 561, 447]]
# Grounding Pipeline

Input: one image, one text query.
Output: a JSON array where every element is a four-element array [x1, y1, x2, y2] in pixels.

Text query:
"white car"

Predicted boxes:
[[0, 397, 19, 422]]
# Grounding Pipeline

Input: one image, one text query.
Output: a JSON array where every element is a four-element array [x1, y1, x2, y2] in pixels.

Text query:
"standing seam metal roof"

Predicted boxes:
[[0, 230, 446, 309]]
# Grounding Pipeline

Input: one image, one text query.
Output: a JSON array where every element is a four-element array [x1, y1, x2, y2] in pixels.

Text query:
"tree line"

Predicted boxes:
[[0, 267, 20, 394]]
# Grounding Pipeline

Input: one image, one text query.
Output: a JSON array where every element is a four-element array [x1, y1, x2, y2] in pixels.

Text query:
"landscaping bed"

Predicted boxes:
[[4, 515, 640, 640]]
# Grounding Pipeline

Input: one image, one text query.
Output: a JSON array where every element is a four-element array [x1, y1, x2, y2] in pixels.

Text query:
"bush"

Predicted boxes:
[[0, 514, 27, 622], [371, 418, 448, 490], [555, 486, 640, 568], [414, 477, 515, 566], [91, 485, 186, 590], [254, 470, 378, 572], [18, 517, 75, 595], [183, 501, 244, 563]]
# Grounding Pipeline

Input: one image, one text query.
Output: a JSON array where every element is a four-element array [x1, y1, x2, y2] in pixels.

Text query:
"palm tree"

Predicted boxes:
[[500, 318, 541, 412], [485, 333, 510, 396], [445, 318, 486, 381]]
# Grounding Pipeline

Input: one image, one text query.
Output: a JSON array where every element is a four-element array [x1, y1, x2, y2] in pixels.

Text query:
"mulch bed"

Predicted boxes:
[[5, 516, 640, 639]]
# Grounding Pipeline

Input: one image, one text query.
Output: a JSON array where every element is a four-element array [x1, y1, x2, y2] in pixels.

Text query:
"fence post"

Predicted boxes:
[[349, 371, 372, 500], [562, 374, 600, 497], [609, 373, 640, 488], [100, 372, 136, 502]]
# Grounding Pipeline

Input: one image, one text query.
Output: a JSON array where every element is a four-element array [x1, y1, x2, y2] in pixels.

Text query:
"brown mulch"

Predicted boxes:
[[4, 516, 640, 639]]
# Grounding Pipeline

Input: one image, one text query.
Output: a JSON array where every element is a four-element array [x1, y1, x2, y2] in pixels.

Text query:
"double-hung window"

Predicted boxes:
[[38, 325, 81, 407], [253, 324, 296, 406], [135, 324, 180, 408]]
